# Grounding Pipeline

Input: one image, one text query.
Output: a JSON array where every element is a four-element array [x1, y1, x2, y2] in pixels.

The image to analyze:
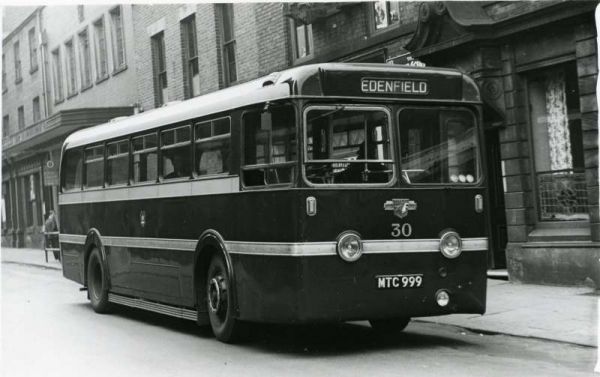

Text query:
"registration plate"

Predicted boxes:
[[376, 274, 423, 289]]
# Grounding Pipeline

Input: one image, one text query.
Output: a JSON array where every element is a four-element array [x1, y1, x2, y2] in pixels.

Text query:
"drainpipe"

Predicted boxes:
[[36, 7, 50, 118]]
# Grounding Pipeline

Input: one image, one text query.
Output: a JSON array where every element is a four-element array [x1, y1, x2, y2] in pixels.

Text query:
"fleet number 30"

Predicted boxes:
[[391, 223, 412, 237]]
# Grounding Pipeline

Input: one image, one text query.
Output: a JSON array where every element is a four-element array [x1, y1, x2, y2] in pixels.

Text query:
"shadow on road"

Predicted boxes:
[[72, 301, 472, 356]]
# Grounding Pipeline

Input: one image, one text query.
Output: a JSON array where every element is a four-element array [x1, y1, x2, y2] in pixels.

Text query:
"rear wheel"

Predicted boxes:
[[87, 248, 111, 313], [206, 254, 242, 343], [369, 318, 411, 336]]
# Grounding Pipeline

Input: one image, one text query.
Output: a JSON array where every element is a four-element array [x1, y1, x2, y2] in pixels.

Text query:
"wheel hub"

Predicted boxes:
[[208, 275, 227, 314]]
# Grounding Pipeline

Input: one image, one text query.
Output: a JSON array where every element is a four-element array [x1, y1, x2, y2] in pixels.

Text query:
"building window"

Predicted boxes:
[[14, 41, 22, 83], [151, 32, 168, 107], [51, 48, 64, 103], [290, 19, 313, 62], [93, 17, 109, 81], [181, 15, 200, 99], [109, 6, 126, 71], [2, 116, 9, 138], [218, 3, 237, 85], [2, 54, 7, 92], [78, 28, 93, 89], [17, 106, 25, 130], [527, 63, 587, 221], [65, 39, 77, 96], [371, 1, 401, 30], [32, 96, 41, 123], [28, 27, 38, 73]]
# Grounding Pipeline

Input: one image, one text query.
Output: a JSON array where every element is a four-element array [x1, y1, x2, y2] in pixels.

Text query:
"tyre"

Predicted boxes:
[[369, 317, 411, 336], [87, 248, 111, 313], [206, 254, 242, 343]]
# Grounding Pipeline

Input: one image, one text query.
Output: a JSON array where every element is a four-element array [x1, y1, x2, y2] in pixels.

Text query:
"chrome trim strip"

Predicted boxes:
[[59, 234, 87, 245], [59, 176, 240, 205], [108, 293, 196, 321], [58, 234, 488, 256]]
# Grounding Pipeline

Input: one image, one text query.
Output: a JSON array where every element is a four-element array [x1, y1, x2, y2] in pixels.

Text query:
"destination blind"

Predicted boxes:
[[361, 78, 429, 95]]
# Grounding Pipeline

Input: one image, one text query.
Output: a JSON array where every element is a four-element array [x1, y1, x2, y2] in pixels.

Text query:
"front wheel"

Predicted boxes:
[[87, 248, 111, 313], [206, 254, 242, 343], [369, 317, 411, 336]]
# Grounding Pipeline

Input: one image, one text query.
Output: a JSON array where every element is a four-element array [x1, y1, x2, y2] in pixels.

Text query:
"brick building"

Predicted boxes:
[[2, 2, 598, 286], [2, 5, 137, 248]]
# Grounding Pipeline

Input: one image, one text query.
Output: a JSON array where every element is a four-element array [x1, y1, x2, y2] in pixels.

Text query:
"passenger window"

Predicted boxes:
[[132, 133, 158, 183], [84, 145, 104, 188], [242, 104, 296, 187], [161, 125, 191, 179], [62, 149, 83, 191], [107, 139, 129, 186], [195, 117, 230, 176]]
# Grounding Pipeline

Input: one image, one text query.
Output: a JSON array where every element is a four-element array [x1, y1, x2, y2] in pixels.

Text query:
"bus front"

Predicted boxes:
[[292, 65, 488, 329]]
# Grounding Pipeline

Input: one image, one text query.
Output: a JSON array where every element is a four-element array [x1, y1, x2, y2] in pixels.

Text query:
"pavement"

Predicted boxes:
[[1, 247, 598, 348]]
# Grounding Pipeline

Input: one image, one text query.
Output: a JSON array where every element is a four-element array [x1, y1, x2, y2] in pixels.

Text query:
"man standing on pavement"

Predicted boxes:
[[44, 210, 59, 260]]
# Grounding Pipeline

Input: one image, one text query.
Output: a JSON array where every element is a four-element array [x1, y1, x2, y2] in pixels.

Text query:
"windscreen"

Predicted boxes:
[[399, 108, 480, 184], [304, 106, 394, 185]]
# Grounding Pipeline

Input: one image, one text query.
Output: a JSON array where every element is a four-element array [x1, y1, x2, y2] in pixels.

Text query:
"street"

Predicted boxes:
[[1, 261, 596, 377]]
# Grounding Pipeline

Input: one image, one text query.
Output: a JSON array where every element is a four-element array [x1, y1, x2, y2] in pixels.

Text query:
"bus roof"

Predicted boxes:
[[63, 63, 480, 150]]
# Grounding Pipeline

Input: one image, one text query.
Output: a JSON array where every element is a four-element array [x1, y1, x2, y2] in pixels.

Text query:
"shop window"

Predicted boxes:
[[62, 149, 83, 191], [109, 6, 126, 71], [217, 4, 236, 85], [370, 1, 401, 31], [78, 28, 92, 89], [65, 39, 77, 96], [527, 63, 587, 221], [84, 145, 104, 188], [28, 27, 38, 73], [107, 139, 129, 186], [151, 32, 168, 106], [93, 16, 109, 80], [290, 19, 313, 62], [132, 133, 158, 183], [161, 125, 191, 179], [181, 15, 200, 98], [195, 117, 230, 176]]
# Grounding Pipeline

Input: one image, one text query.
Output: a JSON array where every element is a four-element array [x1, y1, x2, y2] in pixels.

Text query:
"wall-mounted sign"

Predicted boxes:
[[361, 78, 429, 95]]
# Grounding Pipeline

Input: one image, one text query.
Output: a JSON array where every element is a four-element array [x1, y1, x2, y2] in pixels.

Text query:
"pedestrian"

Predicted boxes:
[[44, 210, 60, 260]]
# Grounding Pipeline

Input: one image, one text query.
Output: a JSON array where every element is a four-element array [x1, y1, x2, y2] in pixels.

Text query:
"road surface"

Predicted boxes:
[[1, 261, 596, 377]]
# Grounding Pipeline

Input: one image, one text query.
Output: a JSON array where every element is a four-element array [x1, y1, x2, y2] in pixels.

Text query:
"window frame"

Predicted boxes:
[[3, 115, 9, 138], [289, 19, 314, 64], [83, 144, 106, 189], [181, 14, 200, 99], [302, 104, 396, 188], [93, 15, 109, 82], [64, 38, 78, 97], [151, 32, 168, 107], [131, 131, 159, 185], [218, 3, 237, 86], [28, 27, 38, 73], [14, 41, 22, 84], [109, 5, 127, 73], [160, 124, 193, 181], [32, 96, 41, 123], [106, 138, 130, 187], [61, 148, 84, 192], [17, 106, 25, 130], [78, 27, 93, 91], [194, 115, 231, 177], [366, 1, 403, 36], [51, 47, 64, 103]]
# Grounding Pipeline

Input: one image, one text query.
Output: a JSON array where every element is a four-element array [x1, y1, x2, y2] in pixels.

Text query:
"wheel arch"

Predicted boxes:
[[193, 229, 238, 323], [83, 228, 110, 288]]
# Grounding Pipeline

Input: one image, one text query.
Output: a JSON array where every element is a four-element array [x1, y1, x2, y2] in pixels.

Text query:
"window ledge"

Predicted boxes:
[[111, 64, 127, 77], [80, 83, 93, 93], [527, 222, 591, 243], [14, 77, 22, 85], [29, 66, 38, 75], [66, 91, 79, 100], [54, 98, 65, 105], [95, 75, 109, 85]]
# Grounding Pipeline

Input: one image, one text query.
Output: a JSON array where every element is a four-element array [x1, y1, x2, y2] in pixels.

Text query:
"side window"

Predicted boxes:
[[84, 145, 104, 188], [242, 104, 296, 187], [161, 125, 191, 179], [62, 149, 83, 191], [107, 139, 129, 186], [132, 133, 158, 183], [195, 117, 230, 176]]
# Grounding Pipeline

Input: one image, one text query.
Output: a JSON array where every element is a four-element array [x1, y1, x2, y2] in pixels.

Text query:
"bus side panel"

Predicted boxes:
[[61, 242, 85, 285]]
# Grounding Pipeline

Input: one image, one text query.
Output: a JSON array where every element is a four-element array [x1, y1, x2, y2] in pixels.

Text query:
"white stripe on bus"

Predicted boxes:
[[58, 176, 240, 205], [58, 235, 488, 256]]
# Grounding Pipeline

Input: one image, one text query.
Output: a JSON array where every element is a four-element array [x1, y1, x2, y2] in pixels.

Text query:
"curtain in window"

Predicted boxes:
[[544, 71, 572, 171]]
